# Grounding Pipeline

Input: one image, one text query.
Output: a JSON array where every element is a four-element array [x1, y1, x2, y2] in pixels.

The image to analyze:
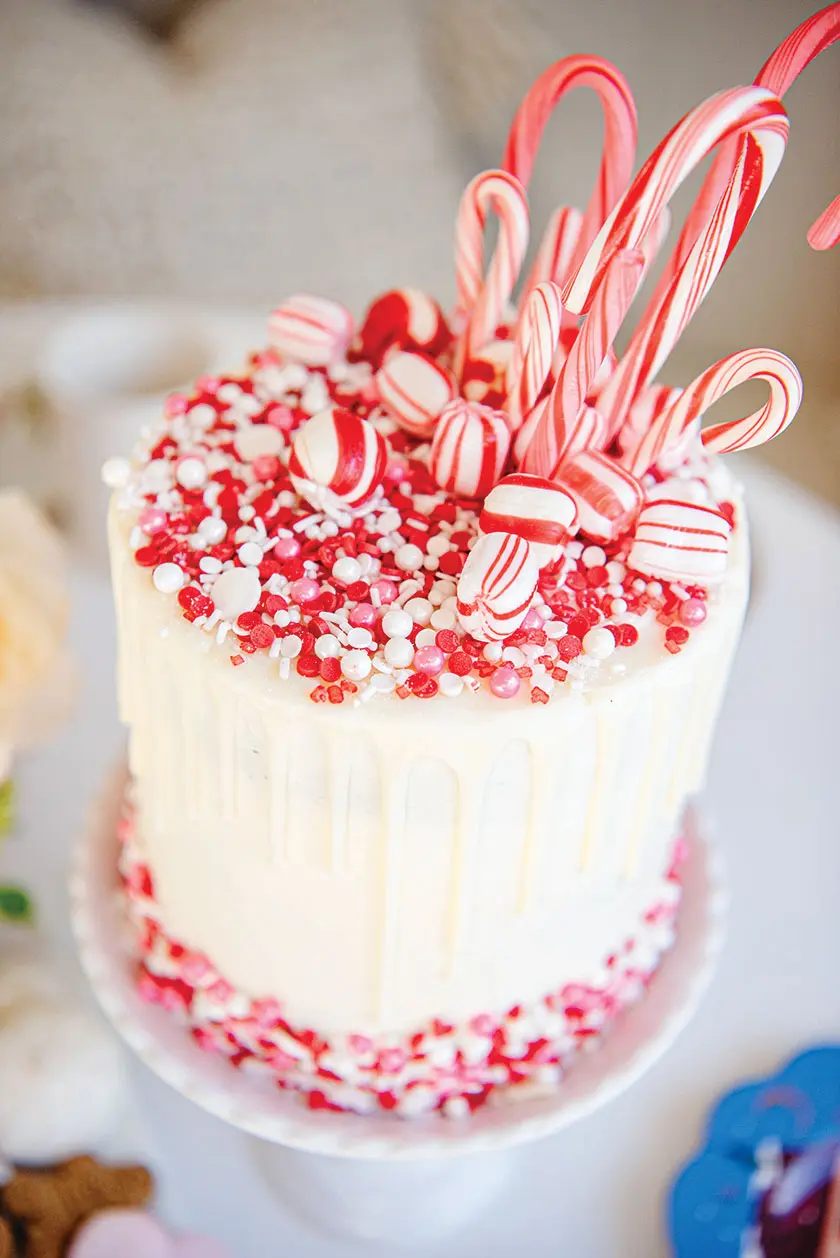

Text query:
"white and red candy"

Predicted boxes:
[[479, 473, 577, 566], [352, 289, 452, 369], [554, 449, 643, 544], [456, 531, 539, 642], [628, 498, 731, 584], [268, 294, 354, 367], [429, 399, 511, 499], [289, 406, 387, 512], [375, 351, 456, 438], [461, 339, 514, 410]]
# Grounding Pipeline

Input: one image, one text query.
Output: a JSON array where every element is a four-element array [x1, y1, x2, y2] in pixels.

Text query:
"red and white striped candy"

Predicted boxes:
[[289, 406, 387, 512], [353, 289, 452, 369], [554, 449, 643, 544], [628, 499, 731, 584], [456, 532, 539, 642], [614, 383, 683, 459], [429, 399, 511, 499], [454, 169, 530, 364], [518, 206, 582, 309], [479, 473, 577, 565], [506, 282, 564, 431], [268, 294, 354, 367], [625, 347, 802, 477], [461, 339, 514, 410], [375, 351, 456, 438], [501, 54, 638, 285]]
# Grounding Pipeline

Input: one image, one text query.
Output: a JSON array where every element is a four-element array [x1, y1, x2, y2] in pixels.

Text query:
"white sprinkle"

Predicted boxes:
[[610, 597, 628, 615], [370, 587, 382, 608], [269, 638, 281, 658], [129, 525, 143, 551], [215, 621, 230, 645], [382, 608, 413, 638], [443, 1096, 470, 1120], [234, 525, 259, 544], [423, 556, 440, 572], [415, 628, 438, 648], [430, 608, 456, 631], [483, 643, 503, 663], [199, 556, 223, 574], [647, 581, 663, 596], [384, 637, 414, 669], [332, 556, 362, 585], [239, 505, 256, 522], [357, 553, 375, 577], [671, 584, 690, 601], [502, 647, 525, 667], [101, 456, 131, 489], [211, 566, 261, 619], [273, 610, 291, 628], [279, 657, 291, 679], [546, 621, 568, 639], [280, 635, 303, 659], [378, 509, 402, 534], [395, 543, 424, 572], [606, 583, 624, 598], [369, 673, 396, 694], [198, 515, 227, 545], [583, 626, 616, 660], [377, 537, 393, 554], [342, 650, 372, 681], [581, 545, 607, 568], [404, 597, 433, 626], [315, 634, 341, 659], [153, 562, 185, 594], [439, 673, 464, 698], [567, 540, 584, 559], [632, 578, 647, 593], [177, 456, 208, 490], [294, 513, 322, 533], [347, 627, 374, 650], [426, 534, 451, 557], [606, 560, 626, 583], [237, 541, 264, 567]]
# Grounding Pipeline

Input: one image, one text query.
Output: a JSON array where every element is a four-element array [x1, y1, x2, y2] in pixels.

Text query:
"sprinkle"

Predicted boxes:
[[430, 608, 457, 631], [382, 608, 413, 638], [414, 645, 445, 676], [346, 627, 374, 650], [679, 598, 707, 627], [404, 597, 433, 626], [582, 627, 616, 660], [199, 556, 223, 574], [581, 545, 607, 568], [289, 578, 320, 604], [176, 456, 208, 490], [280, 635, 303, 658], [395, 543, 424, 572], [315, 634, 341, 659], [274, 537, 302, 560], [439, 673, 464, 698], [198, 516, 227, 545], [341, 650, 372, 682], [102, 456, 131, 489], [332, 556, 363, 585], [384, 637, 414, 669], [153, 562, 186, 594], [490, 666, 521, 699], [212, 567, 262, 619]]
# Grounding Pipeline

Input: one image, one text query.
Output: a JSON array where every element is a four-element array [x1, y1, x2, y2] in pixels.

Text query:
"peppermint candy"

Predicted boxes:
[[268, 294, 354, 367], [628, 498, 731, 583], [429, 400, 511, 499], [479, 473, 577, 566], [456, 532, 539, 643], [375, 351, 456, 438], [353, 289, 451, 369], [554, 449, 643, 543], [461, 339, 514, 410], [289, 407, 387, 513]]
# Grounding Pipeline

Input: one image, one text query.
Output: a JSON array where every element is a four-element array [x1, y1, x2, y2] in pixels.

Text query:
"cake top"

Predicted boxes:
[[106, 8, 838, 708]]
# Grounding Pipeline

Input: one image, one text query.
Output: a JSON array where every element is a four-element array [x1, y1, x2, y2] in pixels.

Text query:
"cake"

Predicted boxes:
[[103, 11, 837, 1118]]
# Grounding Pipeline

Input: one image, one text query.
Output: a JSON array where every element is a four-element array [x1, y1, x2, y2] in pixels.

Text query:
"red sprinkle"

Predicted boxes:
[[556, 635, 583, 662], [319, 657, 342, 683], [296, 654, 320, 678], [665, 625, 690, 645], [250, 623, 274, 649], [435, 629, 460, 654], [448, 652, 473, 676]]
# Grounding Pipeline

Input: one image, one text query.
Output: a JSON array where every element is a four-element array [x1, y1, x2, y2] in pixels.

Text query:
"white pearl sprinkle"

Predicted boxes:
[[404, 597, 433, 626], [546, 621, 568, 639], [395, 543, 424, 572], [439, 673, 464, 698], [426, 534, 451, 557], [177, 456, 208, 490], [606, 560, 626, 583], [384, 637, 414, 669], [347, 626, 374, 650], [581, 545, 607, 568], [342, 650, 372, 681], [198, 516, 227, 545], [369, 673, 396, 694], [153, 562, 185, 594], [238, 541, 264, 567], [583, 626, 616, 660], [378, 509, 402, 534], [101, 456, 130, 489], [199, 556, 223, 574], [382, 608, 413, 638], [610, 597, 628, 615], [430, 608, 456, 631], [414, 628, 438, 648], [332, 556, 362, 585], [280, 634, 303, 658], [483, 642, 503, 663], [315, 634, 341, 659], [211, 566, 261, 619]]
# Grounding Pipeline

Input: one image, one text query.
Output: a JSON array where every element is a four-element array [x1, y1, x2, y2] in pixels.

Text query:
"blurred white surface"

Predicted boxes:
[[4, 462, 840, 1257]]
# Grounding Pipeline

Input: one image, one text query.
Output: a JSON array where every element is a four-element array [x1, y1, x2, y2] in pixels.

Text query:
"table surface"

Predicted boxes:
[[5, 461, 840, 1258]]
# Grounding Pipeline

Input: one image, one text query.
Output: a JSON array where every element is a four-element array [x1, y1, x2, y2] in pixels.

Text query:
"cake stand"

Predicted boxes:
[[71, 765, 727, 1246]]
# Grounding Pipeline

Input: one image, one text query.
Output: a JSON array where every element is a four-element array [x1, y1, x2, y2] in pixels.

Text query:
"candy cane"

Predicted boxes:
[[521, 248, 645, 476], [506, 281, 564, 430], [501, 55, 637, 284], [625, 347, 802, 477], [519, 206, 583, 308], [576, 87, 790, 438], [453, 169, 530, 367]]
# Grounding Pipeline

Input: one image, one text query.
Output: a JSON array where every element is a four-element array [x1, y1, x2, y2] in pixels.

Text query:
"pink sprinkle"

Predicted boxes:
[[195, 375, 221, 393], [349, 602, 377, 628], [378, 1047, 408, 1074], [139, 506, 167, 535], [252, 998, 284, 1027], [348, 1034, 375, 1055], [386, 461, 408, 482], [470, 1013, 496, 1036], [253, 454, 281, 480], [274, 537, 301, 560], [164, 393, 189, 418], [413, 645, 444, 676], [522, 608, 544, 630], [290, 577, 320, 603], [267, 404, 295, 432], [208, 978, 235, 1002], [679, 597, 707, 627], [370, 579, 398, 605], [490, 666, 521, 699]]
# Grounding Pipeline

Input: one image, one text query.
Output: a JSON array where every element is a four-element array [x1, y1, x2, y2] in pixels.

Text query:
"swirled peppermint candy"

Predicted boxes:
[[429, 399, 511, 499], [479, 473, 577, 565], [456, 531, 539, 643], [289, 407, 387, 514], [353, 289, 452, 369], [268, 294, 354, 367], [554, 448, 643, 543], [375, 351, 456, 438], [628, 498, 731, 583]]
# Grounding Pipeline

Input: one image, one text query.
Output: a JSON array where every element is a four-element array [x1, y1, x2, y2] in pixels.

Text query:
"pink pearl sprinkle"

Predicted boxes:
[[371, 579, 398, 605], [195, 375, 221, 393], [139, 506, 167, 535], [349, 602, 377, 628], [289, 577, 320, 604], [164, 392, 189, 418], [386, 461, 407, 482], [490, 666, 521, 699], [414, 645, 444, 676], [266, 404, 295, 432], [679, 597, 707, 627], [253, 454, 281, 481], [522, 608, 544, 630], [274, 537, 301, 560]]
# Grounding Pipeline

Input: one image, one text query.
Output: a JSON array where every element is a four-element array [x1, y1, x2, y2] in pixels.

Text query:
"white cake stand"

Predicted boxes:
[[71, 766, 727, 1246]]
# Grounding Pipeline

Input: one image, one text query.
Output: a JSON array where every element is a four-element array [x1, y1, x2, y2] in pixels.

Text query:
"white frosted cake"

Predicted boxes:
[[103, 19, 834, 1117]]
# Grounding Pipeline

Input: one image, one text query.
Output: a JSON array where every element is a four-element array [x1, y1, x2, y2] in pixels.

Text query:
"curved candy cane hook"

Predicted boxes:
[[624, 347, 803, 477], [501, 55, 637, 290], [506, 280, 564, 431]]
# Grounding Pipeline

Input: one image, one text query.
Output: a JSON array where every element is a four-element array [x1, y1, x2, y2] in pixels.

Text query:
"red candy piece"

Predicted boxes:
[[352, 289, 452, 369]]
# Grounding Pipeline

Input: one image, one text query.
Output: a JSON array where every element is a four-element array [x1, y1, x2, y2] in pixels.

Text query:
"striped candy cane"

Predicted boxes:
[[506, 281, 564, 430], [624, 347, 803, 477], [521, 248, 645, 476], [453, 169, 530, 367], [501, 55, 637, 285], [518, 206, 583, 311]]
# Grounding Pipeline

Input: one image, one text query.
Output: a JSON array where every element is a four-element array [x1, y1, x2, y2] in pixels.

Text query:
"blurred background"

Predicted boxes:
[[0, 0, 838, 536]]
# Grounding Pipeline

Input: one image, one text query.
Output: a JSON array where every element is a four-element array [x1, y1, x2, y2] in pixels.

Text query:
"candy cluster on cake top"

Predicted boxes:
[[105, 8, 839, 706]]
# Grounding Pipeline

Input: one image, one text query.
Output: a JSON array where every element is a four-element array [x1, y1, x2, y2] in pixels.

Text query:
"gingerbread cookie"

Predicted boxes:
[[1, 1155, 152, 1258]]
